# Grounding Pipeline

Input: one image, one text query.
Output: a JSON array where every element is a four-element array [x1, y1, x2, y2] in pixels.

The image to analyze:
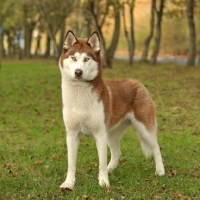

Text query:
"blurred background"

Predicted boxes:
[[0, 0, 199, 67]]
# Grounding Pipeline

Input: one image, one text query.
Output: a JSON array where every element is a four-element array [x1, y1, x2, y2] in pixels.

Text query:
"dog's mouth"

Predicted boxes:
[[75, 76, 82, 79]]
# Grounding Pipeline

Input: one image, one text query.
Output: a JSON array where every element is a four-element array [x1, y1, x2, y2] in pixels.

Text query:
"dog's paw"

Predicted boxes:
[[98, 174, 109, 187], [107, 162, 117, 172], [99, 179, 110, 187], [60, 180, 75, 190], [155, 169, 165, 176], [107, 166, 115, 173]]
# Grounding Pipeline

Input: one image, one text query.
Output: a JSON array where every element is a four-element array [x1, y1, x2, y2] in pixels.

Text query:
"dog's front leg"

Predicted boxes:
[[95, 132, 109, 187], [60, 131, 80, 190]]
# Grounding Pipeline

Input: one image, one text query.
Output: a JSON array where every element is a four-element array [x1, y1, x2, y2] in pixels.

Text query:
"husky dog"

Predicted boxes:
[[59, 30, 165, 189]]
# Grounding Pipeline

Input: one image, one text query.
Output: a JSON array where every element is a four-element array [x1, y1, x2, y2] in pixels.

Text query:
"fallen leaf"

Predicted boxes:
[[191, 173, 199, 178], [53, 155, 62, 161], [4, 164, 11, 170], [172, 190, 181, 200], [154, 195, 161, 200], [104, 188, 114, 194], [83, 195, 95, 200], [169, 169, 177, 177], [80, 140, 89, 146], [119, 159, 127, 163], [61, 188, 72, 194], [4, 163, 17, 170], [181, 196, 189, 200], [34, 160, 44, 165]]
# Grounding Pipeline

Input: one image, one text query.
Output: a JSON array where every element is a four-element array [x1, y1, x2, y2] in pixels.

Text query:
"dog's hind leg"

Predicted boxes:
[[129, 113, 165, 176], [107, 120, 131, 171]]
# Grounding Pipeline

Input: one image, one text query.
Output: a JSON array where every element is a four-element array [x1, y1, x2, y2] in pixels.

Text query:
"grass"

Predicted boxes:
[[0, 59, 200, 200]]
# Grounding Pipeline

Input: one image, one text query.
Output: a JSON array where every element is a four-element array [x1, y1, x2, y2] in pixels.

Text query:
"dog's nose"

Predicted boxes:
[[75, 69, 83, 78]]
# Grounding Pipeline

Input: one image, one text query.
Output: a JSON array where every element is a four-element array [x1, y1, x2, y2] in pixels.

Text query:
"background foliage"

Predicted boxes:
[[0, 0, 200, 66]]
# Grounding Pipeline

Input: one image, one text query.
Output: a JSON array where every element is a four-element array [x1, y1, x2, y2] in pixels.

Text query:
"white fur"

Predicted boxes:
[[61, 52, 98, 82]]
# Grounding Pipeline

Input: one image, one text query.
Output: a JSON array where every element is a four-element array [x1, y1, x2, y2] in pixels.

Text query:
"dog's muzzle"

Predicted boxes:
[[75, 69, 83, 79]]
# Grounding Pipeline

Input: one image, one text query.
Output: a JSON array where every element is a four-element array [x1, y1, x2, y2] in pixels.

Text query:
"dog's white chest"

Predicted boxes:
[[62, 80, 105, 136]]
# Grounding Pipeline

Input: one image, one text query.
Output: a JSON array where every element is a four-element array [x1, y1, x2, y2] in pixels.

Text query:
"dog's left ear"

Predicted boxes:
[[87, 31, 100, 52]]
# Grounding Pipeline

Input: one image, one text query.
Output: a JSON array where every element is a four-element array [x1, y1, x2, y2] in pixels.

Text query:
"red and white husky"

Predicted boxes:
[[59, 30, 165, 189]]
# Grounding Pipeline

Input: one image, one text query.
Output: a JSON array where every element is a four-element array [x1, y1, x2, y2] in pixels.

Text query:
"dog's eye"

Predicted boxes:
[[84, 58, 90, 62], [71, 56, 77, 61]]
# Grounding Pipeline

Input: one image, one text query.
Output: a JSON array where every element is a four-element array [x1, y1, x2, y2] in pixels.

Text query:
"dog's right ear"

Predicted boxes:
[[63, 30, 78, 51]]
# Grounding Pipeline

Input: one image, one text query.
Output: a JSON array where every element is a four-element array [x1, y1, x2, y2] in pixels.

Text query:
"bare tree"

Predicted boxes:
[[151, 0, 165, 64], [122, 0, 135, 65], [23, 3, 39, 58], [187, 0, 196, 66], [35, 0, 74, 59], [87, 0, 121, 68], [107, 1, 121, 65], [141, 0, 156, 62]]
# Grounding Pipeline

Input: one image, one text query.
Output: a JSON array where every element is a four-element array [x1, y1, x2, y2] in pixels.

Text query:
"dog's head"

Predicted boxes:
[[59, 30, 102, 82]]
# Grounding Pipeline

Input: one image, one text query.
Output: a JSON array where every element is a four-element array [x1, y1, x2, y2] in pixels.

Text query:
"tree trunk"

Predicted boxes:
[[44, 35, 51, 58], [97, 28, 109, 68], [122, 3, 131, 63], [90, 14, 109, 68], [87, 0, 120, 68], [1, 33, 6, 57], [141, 0, 155, 62], [187, 0, 196, 66], [107, 2, 121, 66], [34, 33, 41, 56], [129, 2, 135, 65], [150, 0, 165, 65], [6, 32, 13, 57], [122, 1, 135, 65], [23, 4, 34, 58], [59, 20, 66, 56], [35, 3, 60, 60]]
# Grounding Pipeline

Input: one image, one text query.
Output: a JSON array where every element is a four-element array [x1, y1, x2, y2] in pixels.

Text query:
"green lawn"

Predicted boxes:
[[0, 59, 200, 200]]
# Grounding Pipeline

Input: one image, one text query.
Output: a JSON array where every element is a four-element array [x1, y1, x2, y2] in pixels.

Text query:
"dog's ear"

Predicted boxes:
[[63, 30, 78, 51], [87, 31, 100, 52]]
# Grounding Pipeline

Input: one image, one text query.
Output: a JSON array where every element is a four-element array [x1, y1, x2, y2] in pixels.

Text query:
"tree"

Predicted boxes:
[[140, 0, 156, 62], [34, 0, 75, 59], [107, 1, 121, 66], [186, 0, 196, 66], [122, 0, 135, 65], [23, 2, 39, 58], [151, 0, 165, 64], [86, 0, 121, 68], [0, 0, 24, 58]]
